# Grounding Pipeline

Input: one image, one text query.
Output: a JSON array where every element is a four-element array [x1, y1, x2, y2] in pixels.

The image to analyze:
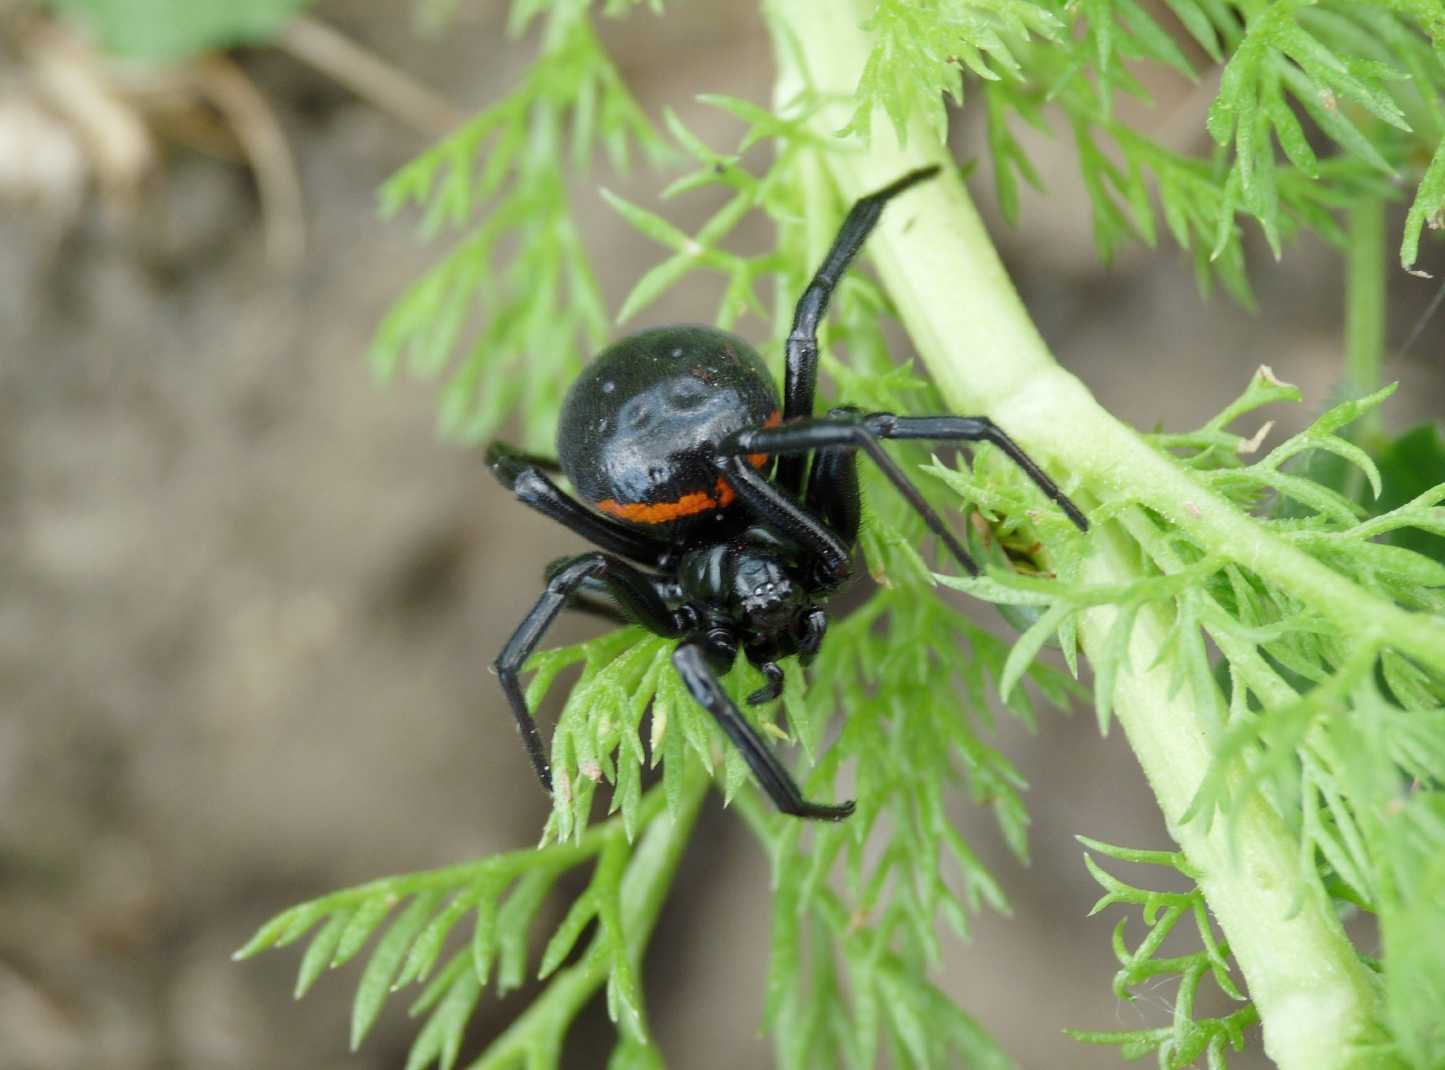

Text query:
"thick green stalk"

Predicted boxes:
[[1080, 527, 1382, 1069], [767, 1, 1404, 1066]]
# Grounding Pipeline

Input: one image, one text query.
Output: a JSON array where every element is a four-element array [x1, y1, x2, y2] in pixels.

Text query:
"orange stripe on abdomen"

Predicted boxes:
[[594, 410, 778, 525], [597, 477, 738, 525]]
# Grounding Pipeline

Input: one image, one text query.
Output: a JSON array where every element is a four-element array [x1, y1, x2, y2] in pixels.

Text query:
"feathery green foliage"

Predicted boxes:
[[936, 371, 1445, 1063], [1067, 838, 1260, 1069], [854, 0, 1445, 291], [240, 0, 1445, 1067], [370, 0, 667, 451], [236, 775, 707, 1069]]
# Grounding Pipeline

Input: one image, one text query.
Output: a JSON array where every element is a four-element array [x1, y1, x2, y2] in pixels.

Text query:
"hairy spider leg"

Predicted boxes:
[[672, 643, 855, 820], [494, 552, 682, 791], [777, 164, 941, 495], [486, 442, 669, 567], [720, 412, 1090, 579]]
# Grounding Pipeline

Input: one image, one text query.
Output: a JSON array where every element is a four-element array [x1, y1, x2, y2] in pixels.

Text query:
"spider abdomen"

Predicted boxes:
[[557, 325, 779, 536]]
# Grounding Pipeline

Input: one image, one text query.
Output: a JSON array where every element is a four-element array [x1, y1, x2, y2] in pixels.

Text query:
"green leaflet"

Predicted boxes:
[[1066, 841, 1260, 1068], [1373, 424, 1445, 563]]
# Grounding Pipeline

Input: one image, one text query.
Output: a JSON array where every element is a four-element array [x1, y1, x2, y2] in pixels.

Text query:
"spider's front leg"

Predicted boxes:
[[672, 643, 854, 821], [712, 456, 856, 586]]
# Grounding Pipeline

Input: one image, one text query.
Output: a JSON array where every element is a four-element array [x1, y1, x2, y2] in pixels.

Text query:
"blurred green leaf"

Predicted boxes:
[[49, 0, 313, 60], [1375, 423, 1445, 563]]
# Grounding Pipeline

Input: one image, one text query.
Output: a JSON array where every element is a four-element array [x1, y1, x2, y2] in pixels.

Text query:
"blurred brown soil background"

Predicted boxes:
[[2, 3, 1441, 1069]]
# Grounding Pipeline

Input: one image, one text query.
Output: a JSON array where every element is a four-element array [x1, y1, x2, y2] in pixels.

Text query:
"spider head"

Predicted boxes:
[[732, 552, 813, 649], [734, 551, 796, 612]]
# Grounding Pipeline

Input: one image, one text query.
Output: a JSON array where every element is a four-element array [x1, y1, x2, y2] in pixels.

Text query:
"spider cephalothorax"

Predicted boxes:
[[487, 166, 1088, 820]]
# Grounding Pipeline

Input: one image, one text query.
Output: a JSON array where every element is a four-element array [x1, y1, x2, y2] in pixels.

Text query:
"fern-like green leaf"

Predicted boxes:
[[352, 891, 443, 1050]]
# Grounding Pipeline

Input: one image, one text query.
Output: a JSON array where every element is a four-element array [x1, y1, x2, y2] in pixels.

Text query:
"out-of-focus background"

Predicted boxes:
[[2, 3, 1441, 1068]]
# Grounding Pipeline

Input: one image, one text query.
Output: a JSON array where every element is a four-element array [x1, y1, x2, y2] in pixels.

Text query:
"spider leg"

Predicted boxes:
[[866, 414, 1090, 532], [492, 446, 563, 473], [494, 552, 683, 792], [672, 643, 854, 821], [542, 556, 677, 626], [487, 441, 669, 567], [565, 596, 630, 625], [777, 165, 940, 494], [553, 587, 631, 626], [714, 456, 854, 585], [761, 419, 981, 576], [802, 407, 864, 548], [723, 413, 1088, 578]]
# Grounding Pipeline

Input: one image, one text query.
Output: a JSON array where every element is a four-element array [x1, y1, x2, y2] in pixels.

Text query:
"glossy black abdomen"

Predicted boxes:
[[557, 326, 779, 537]]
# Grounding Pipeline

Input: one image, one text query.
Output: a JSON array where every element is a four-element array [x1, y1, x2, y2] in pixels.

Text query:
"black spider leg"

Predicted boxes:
[[714, 456, 855, 584], [492, 446, 565, 473], [723, 413, 1089, 578], [873, 414, 1089, 531], [777, 165, 941, 496], [672, 643, 854, 821], [494, 552, 683, 792], [540, 557, 631, 625], [802, 407, 864, 549], [486, 442, 670, 567], [542, 556, 684, 626]]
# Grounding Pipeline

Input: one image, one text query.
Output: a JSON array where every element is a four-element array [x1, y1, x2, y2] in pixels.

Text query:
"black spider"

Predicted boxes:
[[486, 166, 1088, 820]]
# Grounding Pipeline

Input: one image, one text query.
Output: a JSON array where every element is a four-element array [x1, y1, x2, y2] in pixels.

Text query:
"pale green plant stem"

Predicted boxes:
[[1346, 196, 1387, 440], [472, 773, 708, 1068], [1081, 527, 1382, 1070], [766, 1, 1423, 1065], [1114, 506, 1302, 710]]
